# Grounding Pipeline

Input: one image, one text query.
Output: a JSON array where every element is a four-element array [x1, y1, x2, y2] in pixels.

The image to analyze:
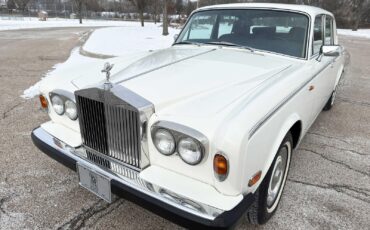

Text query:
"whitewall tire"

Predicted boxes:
[[246, 133, 292, 225]]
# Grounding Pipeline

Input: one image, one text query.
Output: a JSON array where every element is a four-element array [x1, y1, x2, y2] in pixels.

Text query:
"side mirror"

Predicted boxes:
[[316, 45, 340, 62], [321, 45, 340, 57], [173, 34, 179, 41]]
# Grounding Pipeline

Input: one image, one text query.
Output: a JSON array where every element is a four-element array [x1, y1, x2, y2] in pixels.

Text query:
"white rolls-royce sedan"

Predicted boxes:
[[31, 3, 345, 229]]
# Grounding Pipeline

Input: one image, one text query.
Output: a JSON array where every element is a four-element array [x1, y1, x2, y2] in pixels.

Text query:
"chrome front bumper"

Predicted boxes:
[[31, 126, 254, 229]]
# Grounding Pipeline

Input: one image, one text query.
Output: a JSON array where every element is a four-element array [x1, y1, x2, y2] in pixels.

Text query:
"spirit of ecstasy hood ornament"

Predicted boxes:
[[102, 62, 114, 90]]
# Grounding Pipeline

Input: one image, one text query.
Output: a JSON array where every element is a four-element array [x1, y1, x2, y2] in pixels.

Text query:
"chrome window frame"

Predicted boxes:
[[310, 13, 336, 60], [324, 14, 334, 46], [311, 14, 325, 57]]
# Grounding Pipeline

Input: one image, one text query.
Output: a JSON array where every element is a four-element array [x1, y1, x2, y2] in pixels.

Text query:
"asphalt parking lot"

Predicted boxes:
[[0, 28, 369, 230]]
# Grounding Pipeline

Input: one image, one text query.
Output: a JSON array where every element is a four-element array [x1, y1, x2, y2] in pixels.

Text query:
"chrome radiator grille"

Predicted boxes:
[[105, 104, 141, 168], [76, 88, 141, 169], [76, 97, 108, 155]]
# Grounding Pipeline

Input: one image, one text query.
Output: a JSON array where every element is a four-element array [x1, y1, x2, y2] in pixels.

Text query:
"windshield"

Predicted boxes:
[[176, 9, 309, 58]]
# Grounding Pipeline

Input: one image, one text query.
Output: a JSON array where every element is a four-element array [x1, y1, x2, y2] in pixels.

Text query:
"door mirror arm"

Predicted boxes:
[[316, 52, 323, 62]]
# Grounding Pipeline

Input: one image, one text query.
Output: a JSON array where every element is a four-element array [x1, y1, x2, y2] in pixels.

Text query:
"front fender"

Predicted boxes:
[[241, 113, 301, 194]]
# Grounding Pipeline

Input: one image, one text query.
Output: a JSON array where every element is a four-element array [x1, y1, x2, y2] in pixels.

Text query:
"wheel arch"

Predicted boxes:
[[245, 113, 302, 194], [334, 63, 345, 89], [289, 120, 302, 149], [266, 114, 301, 171]]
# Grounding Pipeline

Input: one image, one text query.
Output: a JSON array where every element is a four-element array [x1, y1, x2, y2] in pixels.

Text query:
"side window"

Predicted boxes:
[[325, 16, 333, 45], [312, 15, 323, 55]]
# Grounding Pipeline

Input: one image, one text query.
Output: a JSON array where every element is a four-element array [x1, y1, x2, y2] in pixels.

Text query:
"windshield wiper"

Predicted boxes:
[[173, 41, 203, 46], [205, 41, 254, 52]]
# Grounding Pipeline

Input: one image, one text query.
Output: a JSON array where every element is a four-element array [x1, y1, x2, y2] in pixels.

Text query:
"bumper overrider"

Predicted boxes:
[[31, 126, 254, 229]]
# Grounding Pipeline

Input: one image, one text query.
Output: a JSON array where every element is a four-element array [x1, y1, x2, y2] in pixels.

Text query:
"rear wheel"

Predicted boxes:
[[246, 133, 292, 225]]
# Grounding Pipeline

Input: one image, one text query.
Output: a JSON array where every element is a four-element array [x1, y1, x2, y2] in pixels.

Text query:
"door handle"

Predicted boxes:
[[309, 85, 315, 91]]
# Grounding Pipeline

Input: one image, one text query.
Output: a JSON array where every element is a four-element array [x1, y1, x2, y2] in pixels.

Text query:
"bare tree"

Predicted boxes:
[[74, 0, 85, 24], [86, 0, 101, 12], [163, 0, 169, 35], [153, 0, 159, 24], [175, 0, 183, 14], [349, 0, 370, 30], [129, 0, 147, 27], [185, 0, 196, 16], [7, 0, 17, 12], [147, 0, 160, 24], [14, 0, 30, 12]]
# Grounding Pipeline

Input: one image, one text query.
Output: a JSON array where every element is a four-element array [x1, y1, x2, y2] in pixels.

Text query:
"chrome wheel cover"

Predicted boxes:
[[267, 144, 289, 208]]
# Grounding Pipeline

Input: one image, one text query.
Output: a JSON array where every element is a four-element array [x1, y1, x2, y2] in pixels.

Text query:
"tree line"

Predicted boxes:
[[4, 0, 370, 30], [197, 0, 370, 30]]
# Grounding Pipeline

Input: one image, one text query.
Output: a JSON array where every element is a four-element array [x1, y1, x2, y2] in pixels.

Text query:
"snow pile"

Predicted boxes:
[[83, 26, 179, 56], [22, 81, 43, 99], [0, 17, 141, 31], [22, 48, 95, 99], [22, 25, 180, 99], [338, 29, 370, 39]]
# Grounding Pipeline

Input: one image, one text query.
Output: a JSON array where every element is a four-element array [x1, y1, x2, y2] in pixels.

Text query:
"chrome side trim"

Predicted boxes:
[[33, 127, 223, 220], [248, 62, 331, 139]]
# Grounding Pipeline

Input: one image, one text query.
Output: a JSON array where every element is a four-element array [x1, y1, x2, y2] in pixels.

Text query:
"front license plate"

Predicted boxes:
[[77, 163, 112, 203]]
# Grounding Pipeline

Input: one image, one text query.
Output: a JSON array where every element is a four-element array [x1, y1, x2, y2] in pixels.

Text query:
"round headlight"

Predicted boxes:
[[65, 100, 78, 120], [153, 129, 176, 155], [178, 137, 202, 165], [51, 95, 64, 115]]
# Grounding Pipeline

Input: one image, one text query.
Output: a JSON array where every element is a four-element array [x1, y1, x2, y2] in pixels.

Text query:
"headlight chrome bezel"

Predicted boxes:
[[49, 92, 78, 121], [151, 121, 208, 166]]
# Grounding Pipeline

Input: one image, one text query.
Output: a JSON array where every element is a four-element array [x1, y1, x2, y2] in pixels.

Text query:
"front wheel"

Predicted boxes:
[[246, 133, 293, 225]]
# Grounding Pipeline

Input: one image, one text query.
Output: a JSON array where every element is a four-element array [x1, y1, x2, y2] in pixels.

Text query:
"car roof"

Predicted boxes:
[[196, 3, 334, 18]]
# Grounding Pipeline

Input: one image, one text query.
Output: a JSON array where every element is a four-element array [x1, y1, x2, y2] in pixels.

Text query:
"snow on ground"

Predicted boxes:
[[21, 47, 95, 99], [0, 16, 141, 31], [21, 24, 180, 98], [338, 29, 370, 39], [83, 26, 179, 56]]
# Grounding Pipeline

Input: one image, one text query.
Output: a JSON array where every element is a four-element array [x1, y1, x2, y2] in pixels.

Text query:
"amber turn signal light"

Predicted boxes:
[[214, 154, 228, 181], [248, 170, 262, 187], [39, 95, 48, 109]]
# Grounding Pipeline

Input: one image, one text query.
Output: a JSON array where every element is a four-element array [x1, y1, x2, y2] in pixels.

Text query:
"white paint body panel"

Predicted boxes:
[[38, 4, 345, 209], [140, 166, 243, 211]]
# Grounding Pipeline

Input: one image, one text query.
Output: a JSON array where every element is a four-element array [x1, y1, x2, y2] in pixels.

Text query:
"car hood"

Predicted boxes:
[[72, 46, 299, 117]]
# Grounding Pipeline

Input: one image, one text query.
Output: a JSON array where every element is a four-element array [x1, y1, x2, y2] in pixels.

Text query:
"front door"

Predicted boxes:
[[308, 15, 336, 123]]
